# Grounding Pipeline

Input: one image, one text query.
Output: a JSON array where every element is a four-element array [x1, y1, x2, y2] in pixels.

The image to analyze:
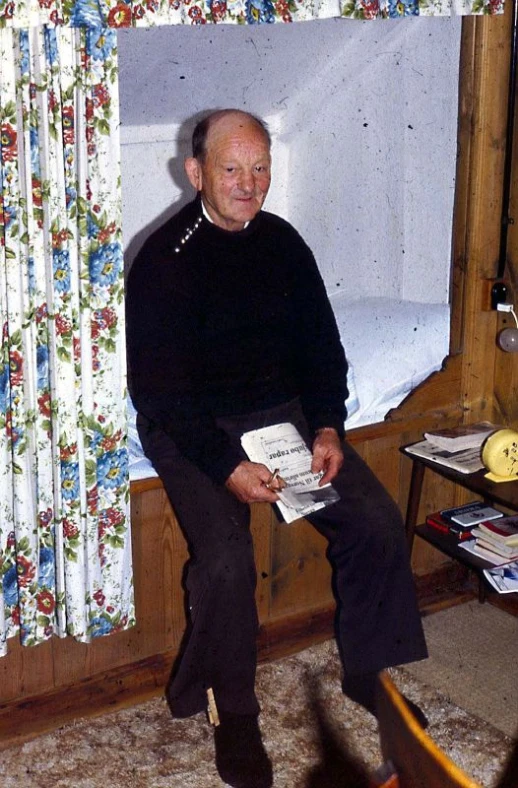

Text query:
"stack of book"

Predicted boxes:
[[470, 516, 518, 564], [405, 422, 498, 474], [425, 501, 504, 541], [423, 423, 497, 451], [425, 511, 476, 541]]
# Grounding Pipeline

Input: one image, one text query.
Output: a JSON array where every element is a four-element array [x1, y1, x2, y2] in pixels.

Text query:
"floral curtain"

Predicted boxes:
[[0, 25, 134, 657], [0, 0, 505, 28]]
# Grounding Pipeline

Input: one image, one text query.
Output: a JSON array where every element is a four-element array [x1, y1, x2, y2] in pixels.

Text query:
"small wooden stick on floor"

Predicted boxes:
[[207, 688, 220, 727]]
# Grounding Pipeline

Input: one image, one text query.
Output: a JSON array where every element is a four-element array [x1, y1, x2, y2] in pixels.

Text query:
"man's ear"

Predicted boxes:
[[185, 157, 202, 191]]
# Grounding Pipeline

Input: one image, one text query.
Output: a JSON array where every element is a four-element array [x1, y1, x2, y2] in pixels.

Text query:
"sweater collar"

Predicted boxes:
[[195, 193, 261, 238]]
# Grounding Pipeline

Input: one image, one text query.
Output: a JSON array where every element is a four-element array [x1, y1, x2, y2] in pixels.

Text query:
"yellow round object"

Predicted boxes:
[[481, 428, 518, 482]]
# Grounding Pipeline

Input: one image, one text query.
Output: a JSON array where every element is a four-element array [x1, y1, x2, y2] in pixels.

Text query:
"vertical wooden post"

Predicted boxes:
[[452, 9, 513, 424], [495, 5, 518, 425]]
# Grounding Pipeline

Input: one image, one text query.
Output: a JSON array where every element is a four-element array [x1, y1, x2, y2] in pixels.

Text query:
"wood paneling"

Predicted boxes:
[[493, 5, 518, 426], [455, 12, 514, 425], [251, 503, 275, 621], [270, 516, 333, 620]]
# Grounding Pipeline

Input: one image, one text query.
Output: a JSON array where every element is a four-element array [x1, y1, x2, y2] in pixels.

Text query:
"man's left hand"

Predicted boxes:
[[311, 428, 344, 486]]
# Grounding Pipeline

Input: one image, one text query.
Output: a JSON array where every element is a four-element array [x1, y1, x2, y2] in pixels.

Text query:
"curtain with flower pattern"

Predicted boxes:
[[0, 25, 134, 657], [0, 0, 505, 28]]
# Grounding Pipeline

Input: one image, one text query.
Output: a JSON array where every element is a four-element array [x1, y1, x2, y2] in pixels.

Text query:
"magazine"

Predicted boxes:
[[240, 422, 340, 524], [483, 559, 518, 594], [404, 439, 484, 474], [439, 501, 503, 527]]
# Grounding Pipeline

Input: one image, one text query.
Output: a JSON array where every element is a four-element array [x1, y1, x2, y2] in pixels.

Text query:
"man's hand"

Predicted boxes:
[[311, 428, 344, 486], [225, 461, 283, 504]]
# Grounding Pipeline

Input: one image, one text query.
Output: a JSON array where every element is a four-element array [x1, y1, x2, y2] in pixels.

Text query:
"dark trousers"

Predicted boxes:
[[137, 399, 428, 719]]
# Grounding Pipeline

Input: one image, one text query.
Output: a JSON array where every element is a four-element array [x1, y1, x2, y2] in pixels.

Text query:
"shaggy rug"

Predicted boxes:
[[0, 639, 515, 788]]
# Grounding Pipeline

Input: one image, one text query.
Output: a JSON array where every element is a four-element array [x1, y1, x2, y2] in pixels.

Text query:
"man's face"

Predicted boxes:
[[185, 114, 271, 232]]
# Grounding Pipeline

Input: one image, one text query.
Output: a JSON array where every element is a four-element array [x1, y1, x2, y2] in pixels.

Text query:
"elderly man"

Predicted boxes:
[[126, 109, 427, 788]]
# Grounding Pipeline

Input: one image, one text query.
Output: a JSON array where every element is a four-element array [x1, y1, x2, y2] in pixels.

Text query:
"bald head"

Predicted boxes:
[[192, 109, 271, 163]]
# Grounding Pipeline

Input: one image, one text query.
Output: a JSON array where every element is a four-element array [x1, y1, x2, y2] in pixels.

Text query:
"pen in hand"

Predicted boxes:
[[264, 468, 287, 491]]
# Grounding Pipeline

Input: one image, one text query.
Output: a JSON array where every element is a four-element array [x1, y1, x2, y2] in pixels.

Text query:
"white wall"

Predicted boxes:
[[118, 17, 461, 304], [274, 19, 460, 302]]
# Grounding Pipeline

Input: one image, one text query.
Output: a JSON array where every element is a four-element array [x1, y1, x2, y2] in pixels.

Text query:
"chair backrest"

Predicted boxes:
[[375, 671, 481, 788]]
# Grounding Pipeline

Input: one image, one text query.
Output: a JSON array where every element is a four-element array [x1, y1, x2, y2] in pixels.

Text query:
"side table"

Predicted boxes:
[[401, 446, 518, 600]]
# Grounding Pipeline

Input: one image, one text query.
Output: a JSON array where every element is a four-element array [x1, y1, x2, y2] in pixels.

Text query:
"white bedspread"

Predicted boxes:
[[334, 296, 450, 430], [128, 297, 450, 481]]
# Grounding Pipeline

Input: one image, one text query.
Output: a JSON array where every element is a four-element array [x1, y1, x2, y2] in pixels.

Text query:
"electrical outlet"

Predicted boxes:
[[491, 281, 508, 309]]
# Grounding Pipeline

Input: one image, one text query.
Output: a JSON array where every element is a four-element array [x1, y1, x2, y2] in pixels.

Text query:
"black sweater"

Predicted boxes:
[[126, 196, 349, 485]]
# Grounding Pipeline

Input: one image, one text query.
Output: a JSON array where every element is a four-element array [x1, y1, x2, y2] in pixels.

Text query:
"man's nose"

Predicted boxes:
[[238, 170, 255, 192]]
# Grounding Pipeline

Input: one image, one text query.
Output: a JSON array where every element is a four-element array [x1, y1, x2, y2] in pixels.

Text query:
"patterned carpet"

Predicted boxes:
[[0, 638, 515, 788]]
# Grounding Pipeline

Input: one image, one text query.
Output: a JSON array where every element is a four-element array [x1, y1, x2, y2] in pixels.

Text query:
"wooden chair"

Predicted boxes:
[[371, 671, 481, 788]]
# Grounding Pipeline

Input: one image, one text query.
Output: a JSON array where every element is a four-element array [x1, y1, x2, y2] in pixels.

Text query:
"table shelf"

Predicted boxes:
[[414, 524, 492, 571], [401, 446, 518, 601]]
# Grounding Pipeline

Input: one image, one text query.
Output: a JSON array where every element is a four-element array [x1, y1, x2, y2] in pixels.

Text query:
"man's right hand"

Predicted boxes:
[[225, 461, 282, 504]]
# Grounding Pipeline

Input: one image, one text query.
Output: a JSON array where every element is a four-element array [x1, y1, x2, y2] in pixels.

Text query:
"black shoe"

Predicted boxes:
[[214, 712, 273, 788], [342, 673, 429, 730], [401, 694, 429, 729]]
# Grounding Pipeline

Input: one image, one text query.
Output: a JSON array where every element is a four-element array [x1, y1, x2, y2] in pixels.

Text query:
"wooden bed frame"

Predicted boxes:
[[1, 10, 518, 748]]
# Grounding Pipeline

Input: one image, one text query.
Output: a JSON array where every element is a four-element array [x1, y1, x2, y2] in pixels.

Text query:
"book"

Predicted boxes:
[[483, 559, 518, 594], [476, 516, 518, 546], [472, 524, 518, 552], [439, 501, 504, 527], [459, 539, 503, 565], [471, 535, 518, 560], [240, 422, 340, 524], [473, 540, 518, 562], [404, 439, 485, 475], [424, 422, 497, 452], [425, 512, 474, 541], [471, 524, 518, 555]]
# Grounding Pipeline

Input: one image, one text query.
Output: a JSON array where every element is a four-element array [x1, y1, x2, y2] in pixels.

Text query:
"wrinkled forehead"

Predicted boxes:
[[205, 113, 271, 156]]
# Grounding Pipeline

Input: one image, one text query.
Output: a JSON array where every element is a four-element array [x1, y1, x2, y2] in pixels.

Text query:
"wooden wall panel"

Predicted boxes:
[[269, 516, 333, 620], [129, 487, 188, 656], [455, 11, 513, 425], [450, 21, 476, 356], [0, 636, 53, 703], [362, 433, 402, 498], [493, 13, 518, 427], [251, 503, 275, 621]]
